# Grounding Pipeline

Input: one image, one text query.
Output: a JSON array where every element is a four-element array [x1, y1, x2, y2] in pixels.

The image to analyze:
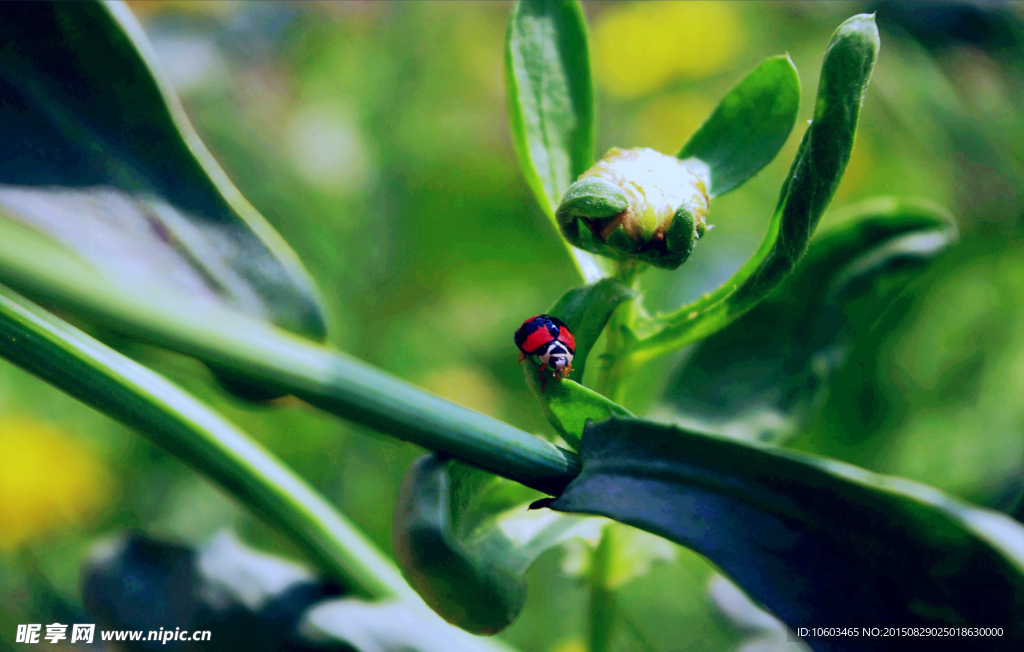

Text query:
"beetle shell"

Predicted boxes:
[[514, 314, 575, 355], [515, 314, 576, 387]]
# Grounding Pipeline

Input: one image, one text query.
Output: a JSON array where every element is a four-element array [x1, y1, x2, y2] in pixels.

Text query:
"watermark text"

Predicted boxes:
[[16, 624, 211, 645]]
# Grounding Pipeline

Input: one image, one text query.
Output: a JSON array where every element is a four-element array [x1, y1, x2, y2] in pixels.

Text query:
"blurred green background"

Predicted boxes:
[[3, 2, 1024, 650]]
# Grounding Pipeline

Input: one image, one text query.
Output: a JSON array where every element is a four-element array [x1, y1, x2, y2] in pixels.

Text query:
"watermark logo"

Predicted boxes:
[[15, 624, 40, 644], [44, 624, 66, 644], [71, 625, 95, 644], [16, 624, 208, 645]]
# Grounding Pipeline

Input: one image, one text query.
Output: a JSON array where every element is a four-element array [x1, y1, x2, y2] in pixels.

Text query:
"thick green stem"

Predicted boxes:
[[594, 265, 640, 404], [588, 263, 639, 652], [190, 327, 582, 495], [594, 312, 621, 400], [595, 327, 635, 406], [0, 286, 409, 600], [587, 528, 617, 652], [0, 285, 521, 652], [0, 264, 581, 495]]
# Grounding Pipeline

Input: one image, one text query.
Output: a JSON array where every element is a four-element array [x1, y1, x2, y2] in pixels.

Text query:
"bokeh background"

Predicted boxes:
[[3, 2, 1024, 650]]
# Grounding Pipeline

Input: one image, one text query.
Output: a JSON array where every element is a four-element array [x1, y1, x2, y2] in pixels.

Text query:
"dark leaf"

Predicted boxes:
[[82, 531, 347, 652], [707, 574, 810, 652], [0, 1, 326, 397], [663, 198, 957, 443], [546, 417, 1024, 651], [82, 531, 502, 652]]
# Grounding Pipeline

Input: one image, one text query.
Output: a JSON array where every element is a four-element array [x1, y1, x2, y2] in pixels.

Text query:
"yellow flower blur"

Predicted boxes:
[[420, 366, 501, 418], [632, 92, 717, 154], [593, 1, 744, 98], [0, 417, 112, 550], [549, 640, 586, 652], [125, 1, 240, 19]]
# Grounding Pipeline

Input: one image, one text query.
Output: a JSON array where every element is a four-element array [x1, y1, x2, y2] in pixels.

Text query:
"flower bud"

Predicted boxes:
[[556, 148, 709, 270]]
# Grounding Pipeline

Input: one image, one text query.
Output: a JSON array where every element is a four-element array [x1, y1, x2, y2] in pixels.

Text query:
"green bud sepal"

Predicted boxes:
[[556, 147, 709, 270]]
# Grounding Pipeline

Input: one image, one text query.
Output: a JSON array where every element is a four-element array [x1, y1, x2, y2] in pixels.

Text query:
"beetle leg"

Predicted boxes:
[[538, 363, 547, 392], [518, 351, 526, 364]]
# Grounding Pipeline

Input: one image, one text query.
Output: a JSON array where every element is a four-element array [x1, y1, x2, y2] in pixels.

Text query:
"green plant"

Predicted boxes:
[[1, 2, 1022, 651]]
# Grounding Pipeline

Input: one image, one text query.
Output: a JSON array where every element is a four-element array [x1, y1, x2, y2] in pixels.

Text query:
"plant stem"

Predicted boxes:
[[0, 285, 521, 652], [595, 267, 640, 404], [0, 286, 410, 601], [588, 262, 641, 652], [587, 528, 617, 652], [594, 315, 634, 405], [0, 266, 581, 495]]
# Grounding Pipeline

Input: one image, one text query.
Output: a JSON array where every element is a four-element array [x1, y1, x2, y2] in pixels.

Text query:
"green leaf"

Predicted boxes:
[[0, 284, 409, 602], [633, 14, 880, 360], [522, 279, 635, 446], [678, 55, 801, 198], [393, 455, 600, 634], [506, 0, 593, 219], [523, 367, 632, 448], [506, 0, 605, 282], [548, 279, 637, 382], [0, 1, 326, 395], [543, 417, 1024, 648], [663, 198, 957, 444]]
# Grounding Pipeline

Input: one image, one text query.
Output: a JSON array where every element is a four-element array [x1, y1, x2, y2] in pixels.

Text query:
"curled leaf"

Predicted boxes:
[[634, 14, 881, 359], [393, 455, 600, 634], [523, 366, 632, 448]]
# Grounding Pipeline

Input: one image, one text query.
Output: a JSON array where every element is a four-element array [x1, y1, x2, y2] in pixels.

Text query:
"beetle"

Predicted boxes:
[[514, 314, 575, 390]]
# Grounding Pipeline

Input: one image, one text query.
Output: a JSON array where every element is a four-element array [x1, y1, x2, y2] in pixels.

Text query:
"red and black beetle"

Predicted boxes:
[[514, 314, 575, 389]]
